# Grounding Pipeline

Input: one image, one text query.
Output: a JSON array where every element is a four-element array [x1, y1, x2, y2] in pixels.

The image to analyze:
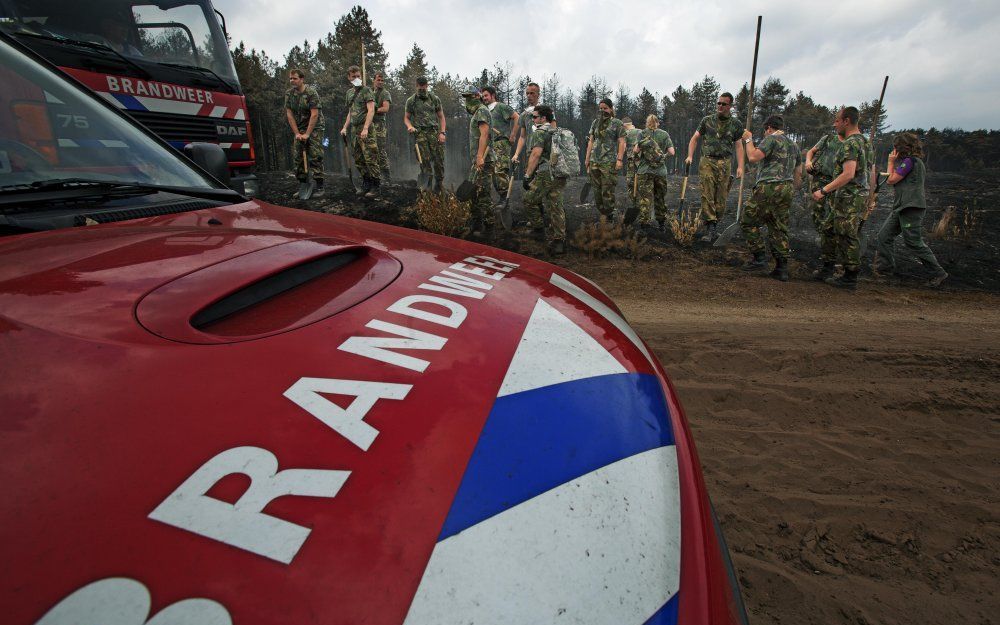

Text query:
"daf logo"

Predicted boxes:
[[217, 125, 247, 137]]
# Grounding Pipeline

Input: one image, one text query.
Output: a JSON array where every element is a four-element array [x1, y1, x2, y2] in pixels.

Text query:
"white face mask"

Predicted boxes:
[[351, 78, 362, 87]]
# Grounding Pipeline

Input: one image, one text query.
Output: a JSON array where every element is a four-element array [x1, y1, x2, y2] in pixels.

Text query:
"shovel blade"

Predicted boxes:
[[297, 177, 316, 200], [417, 172, 433, 191], [579, 182, 592, 203], [455, 179, 476, 202], [712, 221, 740, 247], [496, 200, 513, 231]]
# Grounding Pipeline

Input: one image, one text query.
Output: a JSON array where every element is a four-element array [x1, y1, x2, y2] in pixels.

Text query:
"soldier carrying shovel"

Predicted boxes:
[[284, 68, 325, 199]]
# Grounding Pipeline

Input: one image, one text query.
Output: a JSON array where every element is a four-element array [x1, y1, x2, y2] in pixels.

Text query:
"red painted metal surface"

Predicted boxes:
[[0, 200, 742, 625]]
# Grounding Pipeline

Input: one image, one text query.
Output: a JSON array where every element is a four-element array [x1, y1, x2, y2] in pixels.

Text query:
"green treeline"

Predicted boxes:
[[232, 6, 997, 175]]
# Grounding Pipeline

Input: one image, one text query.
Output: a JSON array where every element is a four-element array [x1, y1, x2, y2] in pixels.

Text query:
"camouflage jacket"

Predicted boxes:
[[372, 87, 392, 128], [528, 124, 554, 172], [488, 102, 516, 141], [624, 128, 641, 162], [284, 85, 324, 131], [404, 92, 443, 129], [345, 85, 375, 131], [811, 133, 841, 179], [756, 132, 800, 185], [637, 128, 674, 176], [834, 133, 871, 196], [697, 113, 743, 158], [468, 102, 494, 162], [587, 115, 625, 165]]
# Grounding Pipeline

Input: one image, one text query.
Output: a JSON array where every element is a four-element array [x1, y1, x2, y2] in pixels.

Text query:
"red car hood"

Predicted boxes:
[[1, 200, 741, 625]]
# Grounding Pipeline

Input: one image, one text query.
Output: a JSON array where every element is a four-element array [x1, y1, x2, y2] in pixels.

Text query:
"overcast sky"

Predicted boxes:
[[215, 0, 999, 131]]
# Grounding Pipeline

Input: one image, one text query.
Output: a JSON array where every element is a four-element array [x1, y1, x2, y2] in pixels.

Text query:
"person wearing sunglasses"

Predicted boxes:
[[522, 106, 567, 256], [685, 92, 746, 241]]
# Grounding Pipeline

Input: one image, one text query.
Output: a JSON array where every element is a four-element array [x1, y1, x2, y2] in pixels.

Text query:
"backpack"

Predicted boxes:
[[550, 128, 581, 179], [638, 130, 664, 166]]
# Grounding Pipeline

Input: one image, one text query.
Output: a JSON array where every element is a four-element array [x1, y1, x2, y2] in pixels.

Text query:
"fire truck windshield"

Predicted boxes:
[[0, 36, 220, 192], [0, 0, 237, 85]]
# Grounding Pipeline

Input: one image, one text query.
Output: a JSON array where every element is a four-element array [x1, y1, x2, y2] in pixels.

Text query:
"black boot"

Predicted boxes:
[[547, 239, 566, 256], [313, 179, 325, 198], [825, 268, 859, 290], [356, 176, 368, 197], [812, 261, 835, 281], [770, 256, 789, 282], [365, 177, 380, 199], [741, 251, 767, 272], [699, 222, 717, 242]]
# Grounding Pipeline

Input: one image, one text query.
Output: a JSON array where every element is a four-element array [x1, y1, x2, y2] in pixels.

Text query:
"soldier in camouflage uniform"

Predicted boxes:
[[463, 89, 495, 236], [284, 68, 325, 196], [512, 82, 543, 230], [811, 106, 871, 289], [585, 98, 626, 220], [634, 115, 675, 227], [404, 77, 446, 192], [372, 71, 392, 181], [622, 117, 641, 220], [522, 106, 566, 254], [340, 65, 380, 197], [739, 115, 802, 281], [481, 86, 518, 203], [686, 92, 745, 241], [806, 132, 840, 240]]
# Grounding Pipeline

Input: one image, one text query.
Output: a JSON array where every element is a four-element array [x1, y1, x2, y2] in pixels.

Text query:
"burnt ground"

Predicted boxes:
[[257, 169, 1000, 625], [262, 168, 1000, 293]]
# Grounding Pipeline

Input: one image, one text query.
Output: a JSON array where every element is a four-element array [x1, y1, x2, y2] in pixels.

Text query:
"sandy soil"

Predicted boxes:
[[559, 253, 1000, 625], [260, 171, 1000, 625]]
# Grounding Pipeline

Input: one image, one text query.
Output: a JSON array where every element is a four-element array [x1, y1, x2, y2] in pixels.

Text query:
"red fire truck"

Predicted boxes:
[[1, 0, 257, 195]]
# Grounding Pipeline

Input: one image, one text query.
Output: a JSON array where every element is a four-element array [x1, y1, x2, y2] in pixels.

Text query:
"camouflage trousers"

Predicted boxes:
[[636, 173, 668, 223], [807, 175, 833, 231], [415, 127, 445, 188], [588, 162, 618, 218], [698, 156, 731, 223], [491, 137, 513, 196], [524, 170, 567, 243], [351, 130, 380, 180], [741, 181, 793, 260], [874, 207, 944, 274], [373, 122, 390, 177], [826, 191, 865, 272], [468, 164, 494, 228], [292, 131, 325, 182]]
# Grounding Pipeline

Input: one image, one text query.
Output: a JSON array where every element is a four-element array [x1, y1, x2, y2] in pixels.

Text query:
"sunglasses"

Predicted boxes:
[[717, 102, 731, 106]]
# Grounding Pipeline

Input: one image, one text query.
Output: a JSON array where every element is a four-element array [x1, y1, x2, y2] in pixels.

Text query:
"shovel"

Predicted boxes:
[[414, 142, 432, 191], [715, 15, 762, 248], [579, 165, 592, 203], [621, 173, 640, 225], [497, 163, 514, 231], [456, 167, 478, 202], [677, 161, 692, 219], [341, 134, 358, 193], [297, 143, 315, 200]]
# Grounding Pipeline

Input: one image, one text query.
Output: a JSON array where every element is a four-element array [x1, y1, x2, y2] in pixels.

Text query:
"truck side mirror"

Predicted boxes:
[[184, 143, 231, 187]]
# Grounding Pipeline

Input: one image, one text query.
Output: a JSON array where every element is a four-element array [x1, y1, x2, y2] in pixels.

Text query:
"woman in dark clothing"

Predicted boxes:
[[874, 133, 948, 287]]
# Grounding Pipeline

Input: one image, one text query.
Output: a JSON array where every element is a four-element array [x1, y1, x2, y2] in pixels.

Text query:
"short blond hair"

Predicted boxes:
[[645, 114, 659, 129]]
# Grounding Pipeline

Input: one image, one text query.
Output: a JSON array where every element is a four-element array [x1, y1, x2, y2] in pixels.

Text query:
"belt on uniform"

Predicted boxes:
[[704, 154, 731, 160]]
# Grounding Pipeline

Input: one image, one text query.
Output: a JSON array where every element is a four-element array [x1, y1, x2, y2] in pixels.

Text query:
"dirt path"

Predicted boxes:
[[562, 255, 1000, 625]]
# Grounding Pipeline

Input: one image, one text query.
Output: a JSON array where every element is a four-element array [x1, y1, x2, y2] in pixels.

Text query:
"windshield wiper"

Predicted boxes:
[[11, 31, 152, 79], [155, 61, 238, 94], [0, 178, 242, 208]]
